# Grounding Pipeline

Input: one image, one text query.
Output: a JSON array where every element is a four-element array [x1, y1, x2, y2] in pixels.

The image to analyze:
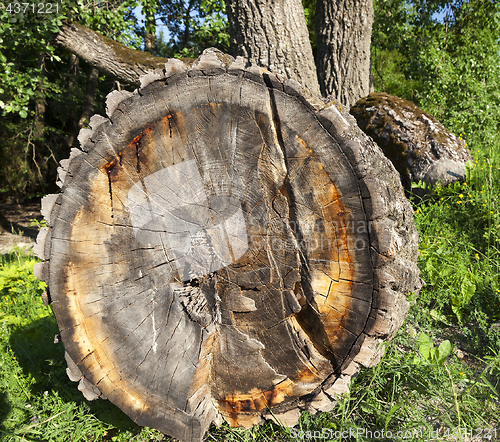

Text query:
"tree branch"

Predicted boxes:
[[55, 21, 169, 86]]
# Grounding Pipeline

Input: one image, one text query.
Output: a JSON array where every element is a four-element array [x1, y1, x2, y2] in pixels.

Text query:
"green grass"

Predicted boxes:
[[1, 138, 500, 441], [410, 150, 500, 352]]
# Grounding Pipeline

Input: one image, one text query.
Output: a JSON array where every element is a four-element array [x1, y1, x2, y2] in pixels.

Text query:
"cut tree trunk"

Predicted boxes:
[[34, 49, 420, 442], [350, 93, 472, 191]]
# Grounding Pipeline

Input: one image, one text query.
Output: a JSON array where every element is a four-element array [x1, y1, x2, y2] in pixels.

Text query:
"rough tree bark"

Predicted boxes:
[[34, 53, 47, 142], [65, 54, 80, 149], [34, 50, 420, 442], [144, 26, 156, 56], [55, 21, 169, 86], [350, 93, 472, 190], [316, 0, 374, 108], [224, 0, 320, 95]]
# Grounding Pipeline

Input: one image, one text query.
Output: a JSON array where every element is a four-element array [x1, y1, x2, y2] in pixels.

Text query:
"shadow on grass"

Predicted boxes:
[[0, 391, 11, 436], [9, 314, 148, 437]]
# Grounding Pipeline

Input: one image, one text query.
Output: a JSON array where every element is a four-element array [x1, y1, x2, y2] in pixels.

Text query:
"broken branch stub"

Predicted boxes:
[[36, 49, 420, 442]]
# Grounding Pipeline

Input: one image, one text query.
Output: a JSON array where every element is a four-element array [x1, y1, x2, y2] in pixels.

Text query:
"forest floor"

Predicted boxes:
[[0, 200, 42, 255]]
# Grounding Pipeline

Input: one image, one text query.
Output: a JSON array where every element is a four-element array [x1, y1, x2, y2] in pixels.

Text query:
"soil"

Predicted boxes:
[[0, 200, 43, 255]]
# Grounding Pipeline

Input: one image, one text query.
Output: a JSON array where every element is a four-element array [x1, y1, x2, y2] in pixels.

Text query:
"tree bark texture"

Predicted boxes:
[[224, 0, 321, 95], [316, 0, 374, 108], [350, 93, 472, 191], [65, 54, 80, 149], [55, 21, 169, 86], [34, 50, 420, 442], [144, 29, 156, 56], [34, 53, 47, 141]]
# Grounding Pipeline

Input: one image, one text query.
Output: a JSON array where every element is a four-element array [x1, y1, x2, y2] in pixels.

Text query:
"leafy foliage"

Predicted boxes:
[[412, 162, 500, 351], [0, 0, 231, 199], [0, 254, 47, 327], [0, 4, 62, 119], [372, 0, 500, 137], [0, 1, 141, 200], [156, 0, 228, 57], [372, 0, 500, 353], [414, 333, 452, 366]]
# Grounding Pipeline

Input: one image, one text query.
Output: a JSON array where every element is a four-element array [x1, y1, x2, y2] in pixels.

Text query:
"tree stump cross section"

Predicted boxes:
[[36, 57, 420, 442]]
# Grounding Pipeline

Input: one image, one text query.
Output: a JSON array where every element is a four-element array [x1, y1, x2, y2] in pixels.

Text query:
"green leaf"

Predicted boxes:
[[430, 309, 452, 326], [437, 340, 452, 365], [384, 401, 404, 431], [417, 333, 433, 362], [19, 109, 27, 119], [460, 273, 476, 306]]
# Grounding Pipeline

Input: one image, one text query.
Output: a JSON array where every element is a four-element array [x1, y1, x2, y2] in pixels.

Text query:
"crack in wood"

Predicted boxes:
[[104, 158, 117, 219]]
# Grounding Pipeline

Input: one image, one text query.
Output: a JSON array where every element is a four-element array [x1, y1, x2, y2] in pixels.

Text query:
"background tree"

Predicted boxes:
[[143, 0, 158, 54], [223, 0, 374, 104], [224, 0, 321, 95], [0, 0, 139, 200], [371, 0, 500, 146], [155, 0, 229, 57], [315, 0, 374, 107]]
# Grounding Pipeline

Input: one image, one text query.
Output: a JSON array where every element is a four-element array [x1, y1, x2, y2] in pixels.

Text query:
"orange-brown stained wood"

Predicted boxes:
[[287, 134, 359, 362], [218, 365, 324, 427]]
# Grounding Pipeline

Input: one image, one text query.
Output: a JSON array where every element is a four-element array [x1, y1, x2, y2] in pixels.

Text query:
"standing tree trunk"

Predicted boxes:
[[224, 0, 321, 95], [316, 0, 374, 108], [181, 0, 197, 49], [143, 0, 157, 55], [65, 54, 80, 149], [33, 53, 47, 142], [144, 26, 156, 56], [34, 50, 420, 442], [78, 67, 99, 128], [31, 53, 47, 191]]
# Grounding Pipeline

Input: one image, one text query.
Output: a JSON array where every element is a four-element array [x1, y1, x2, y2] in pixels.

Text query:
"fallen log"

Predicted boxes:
[[34, 49, 420, 442], [350, 93, 472, 191]]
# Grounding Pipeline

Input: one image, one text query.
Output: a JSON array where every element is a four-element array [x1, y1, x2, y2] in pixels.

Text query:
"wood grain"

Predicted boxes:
[[37, 49, 420, 442]]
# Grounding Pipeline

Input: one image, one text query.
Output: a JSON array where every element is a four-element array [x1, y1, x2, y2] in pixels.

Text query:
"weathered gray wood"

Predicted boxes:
[[55, 21, 170, 86], [105, 90, 134, 118], [350, 92, 472, 190], [37, 49, 420, 442]]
